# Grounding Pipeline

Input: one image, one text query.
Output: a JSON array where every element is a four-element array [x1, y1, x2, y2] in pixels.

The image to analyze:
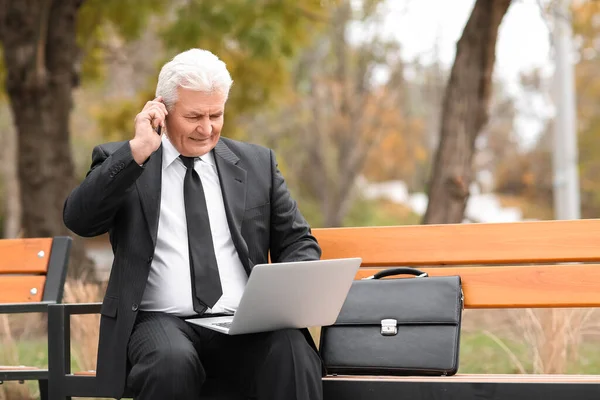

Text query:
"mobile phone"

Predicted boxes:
[[155, 98, 165, 135]]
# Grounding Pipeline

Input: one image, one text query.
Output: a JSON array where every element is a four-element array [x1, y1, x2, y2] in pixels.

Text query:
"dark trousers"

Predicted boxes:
[[126, 311, 323, 400]]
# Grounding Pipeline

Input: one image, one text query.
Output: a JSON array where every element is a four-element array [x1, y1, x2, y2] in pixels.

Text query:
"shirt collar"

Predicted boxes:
[[161, 135, 216, 169]]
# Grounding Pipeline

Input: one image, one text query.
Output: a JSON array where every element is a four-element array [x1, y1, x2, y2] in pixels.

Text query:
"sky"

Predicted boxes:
[[379, 0, 558, 149], [386, 0, 552, 81]]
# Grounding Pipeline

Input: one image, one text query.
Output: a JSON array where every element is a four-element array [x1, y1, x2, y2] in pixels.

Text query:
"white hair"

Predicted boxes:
[[155, 48, 233, 109]]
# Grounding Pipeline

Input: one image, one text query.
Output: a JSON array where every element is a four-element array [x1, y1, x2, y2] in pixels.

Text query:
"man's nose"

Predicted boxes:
[[196, 118, 211, 134]]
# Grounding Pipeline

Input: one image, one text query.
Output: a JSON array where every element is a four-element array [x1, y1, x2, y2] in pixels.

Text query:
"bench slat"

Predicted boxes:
[[354, 264, 600, 308], [313, 219, 600, 266], [0, 238, 52, 274], [0, 366, 41, 371], [0, 276, 45, 303], [74, 371, 96, 376], [324, 374, 600, 383], [73, 370, 600, 384]]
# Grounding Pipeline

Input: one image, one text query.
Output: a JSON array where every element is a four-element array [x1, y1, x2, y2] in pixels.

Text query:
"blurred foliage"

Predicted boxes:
[[485, 0, 600, 220], [363, 117, 427, 185], [572, 0, 600, 218], [95, 87, 156, 143], [243, 0, 428, 226], [495, 145, 553, 209], [486, 75, 554, 218], [343, 197, 421, 227], [77, 0, 167, 82], [0, 48, 6, 102], [493, 0, 600, 219], [87, 0, 334, 142]]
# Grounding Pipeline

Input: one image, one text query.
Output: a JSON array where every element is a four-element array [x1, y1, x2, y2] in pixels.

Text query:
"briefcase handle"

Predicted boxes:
[[366, 267, 429, 280]]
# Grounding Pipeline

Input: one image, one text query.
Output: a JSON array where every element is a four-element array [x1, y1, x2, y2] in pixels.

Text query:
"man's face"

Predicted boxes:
[[165, 87, 227, 157]]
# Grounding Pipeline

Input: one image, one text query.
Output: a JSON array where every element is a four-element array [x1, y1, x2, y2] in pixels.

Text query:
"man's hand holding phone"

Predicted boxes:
[[130, 96, 168, 165]]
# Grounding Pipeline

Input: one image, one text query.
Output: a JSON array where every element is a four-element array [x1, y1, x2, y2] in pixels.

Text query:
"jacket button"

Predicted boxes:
[[147, 256, 153, 263], [131, 303, 139, 312]]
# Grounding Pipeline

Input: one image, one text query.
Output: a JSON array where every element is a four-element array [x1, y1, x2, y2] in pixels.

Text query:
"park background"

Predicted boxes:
[[2, 0, 600, 398]]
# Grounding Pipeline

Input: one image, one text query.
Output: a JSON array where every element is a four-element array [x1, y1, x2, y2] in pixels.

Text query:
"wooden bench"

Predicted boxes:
[[0, 237, 72, 400], [48, 219, 600, 399], [316, 219, 600, 399]]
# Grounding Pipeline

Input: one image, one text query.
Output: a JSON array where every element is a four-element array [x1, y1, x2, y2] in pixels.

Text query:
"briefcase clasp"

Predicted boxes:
[[381, 319, 398, 336]]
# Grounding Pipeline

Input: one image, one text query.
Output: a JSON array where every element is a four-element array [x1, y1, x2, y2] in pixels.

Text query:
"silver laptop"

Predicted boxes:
[[186, 258, 362, 335]]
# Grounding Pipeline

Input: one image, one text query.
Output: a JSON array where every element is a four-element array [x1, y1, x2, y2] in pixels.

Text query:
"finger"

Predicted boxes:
[[144, 98, 165, 110], [145, 109, 165, 129], [144, 102, 169, 118], [153, 96, 166, 112], [146, 103, 168, 117], [147, 96, 162, 107], [157, 101, 168, 115], [151, 114, 164, 130]]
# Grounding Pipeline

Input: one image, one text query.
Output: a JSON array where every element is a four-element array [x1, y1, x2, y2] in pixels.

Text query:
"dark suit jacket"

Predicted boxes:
[[63, 137, 321, 398]]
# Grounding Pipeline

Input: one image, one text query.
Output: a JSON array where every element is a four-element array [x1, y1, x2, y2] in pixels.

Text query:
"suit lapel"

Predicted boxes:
[[136, 146, 163, 248], [213, 140, 246, 234], [213, 140, 251, 272]]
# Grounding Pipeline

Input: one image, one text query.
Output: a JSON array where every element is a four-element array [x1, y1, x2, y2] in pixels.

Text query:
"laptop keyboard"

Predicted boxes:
[[213, 321, 232, 329]]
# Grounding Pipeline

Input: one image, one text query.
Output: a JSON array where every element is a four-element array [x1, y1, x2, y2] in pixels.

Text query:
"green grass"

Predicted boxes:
[[459, 332, 533, 374], [2, 339, 84, 400], [11, 339, 49, 367], [567, 342, 600, 375], [459, 331, 600, 374], [6, 339, 81, 370]]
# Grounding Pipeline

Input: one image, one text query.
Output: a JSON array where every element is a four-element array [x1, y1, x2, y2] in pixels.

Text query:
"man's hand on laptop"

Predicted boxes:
[[222, 305, 236, 315]]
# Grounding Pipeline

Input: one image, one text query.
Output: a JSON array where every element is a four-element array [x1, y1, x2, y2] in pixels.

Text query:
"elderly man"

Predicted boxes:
[[64, 48, 323, 400]]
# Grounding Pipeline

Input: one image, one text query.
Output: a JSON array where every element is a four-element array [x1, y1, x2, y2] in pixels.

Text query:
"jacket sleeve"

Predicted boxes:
[[63, 141, 144, 237], [268, 149, 322, 262]]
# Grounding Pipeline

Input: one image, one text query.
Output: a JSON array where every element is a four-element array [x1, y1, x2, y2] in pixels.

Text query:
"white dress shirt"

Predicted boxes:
[[140, 135, 248, 316]]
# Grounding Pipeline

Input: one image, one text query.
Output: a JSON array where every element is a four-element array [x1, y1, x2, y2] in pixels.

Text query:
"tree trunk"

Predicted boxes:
[[0, 0, 96, 281], [0, 104, 21, 238], [422, 0, 511, 224]]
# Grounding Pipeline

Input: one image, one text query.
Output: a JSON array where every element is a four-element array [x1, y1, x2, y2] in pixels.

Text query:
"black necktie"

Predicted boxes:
[[179, 155, 222, 312]]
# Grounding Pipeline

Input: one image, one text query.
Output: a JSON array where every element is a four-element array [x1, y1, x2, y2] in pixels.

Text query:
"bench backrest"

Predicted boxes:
[[0, 237, 72, 304], [312, 219, 600, 309]]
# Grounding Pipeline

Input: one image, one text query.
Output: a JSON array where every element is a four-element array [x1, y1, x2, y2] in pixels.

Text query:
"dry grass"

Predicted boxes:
[[0, 279, 103, 400], [518, 308, 596, 374], [0, 382, 35, 400], [62, 280, 103, 373], [0, 314, 36, 400], [465, 308, 598, 374]]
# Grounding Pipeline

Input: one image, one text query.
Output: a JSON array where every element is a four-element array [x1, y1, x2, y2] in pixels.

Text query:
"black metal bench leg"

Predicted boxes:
[[38, 379, 48, 400], [47, 378, 71, 400], [48, 304, 72, 400]]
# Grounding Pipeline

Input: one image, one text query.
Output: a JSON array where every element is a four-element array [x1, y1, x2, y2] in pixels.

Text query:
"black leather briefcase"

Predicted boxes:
[[320, 267, 463, 376]]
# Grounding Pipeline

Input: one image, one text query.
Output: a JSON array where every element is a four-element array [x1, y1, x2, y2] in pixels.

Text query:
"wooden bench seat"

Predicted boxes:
[[0, 237, 71, 400], [47, 219, 600, 399], [324, 374, 600, 383], [70, 370, 600, 384]]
